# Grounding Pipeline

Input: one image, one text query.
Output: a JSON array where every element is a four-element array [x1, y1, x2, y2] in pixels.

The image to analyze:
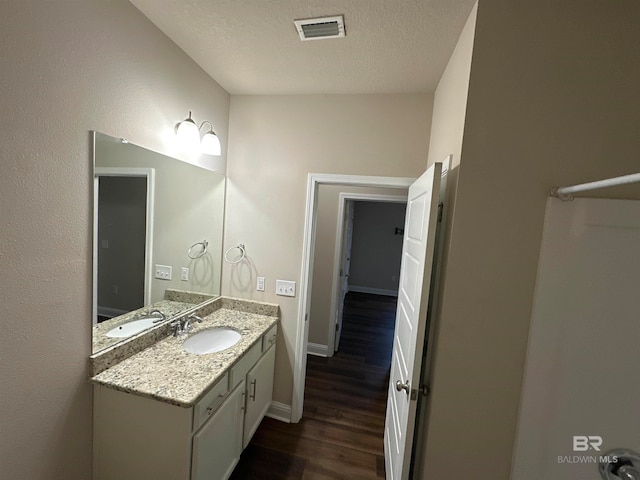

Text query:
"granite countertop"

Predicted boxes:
[[92, 307, 277, 407], [92, 299, 195, 353]]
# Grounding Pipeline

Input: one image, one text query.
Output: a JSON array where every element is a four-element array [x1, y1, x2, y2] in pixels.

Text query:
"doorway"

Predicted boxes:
[[293, 174, 415, 423], [331, 196, 407, 355], [307, 191, 407, 357], [93, 167, 155, 325], [294, 162, 450, 478]]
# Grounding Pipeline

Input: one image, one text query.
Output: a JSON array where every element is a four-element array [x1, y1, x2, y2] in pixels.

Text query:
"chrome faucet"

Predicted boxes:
[[182, 314, 203, 333], [147, 309, 167, 323], [171, 314, 203, 337]]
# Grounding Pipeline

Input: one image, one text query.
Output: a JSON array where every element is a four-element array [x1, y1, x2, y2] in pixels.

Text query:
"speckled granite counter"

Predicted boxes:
[[92, 299, 194, 353], [91, 303, 278, 407]]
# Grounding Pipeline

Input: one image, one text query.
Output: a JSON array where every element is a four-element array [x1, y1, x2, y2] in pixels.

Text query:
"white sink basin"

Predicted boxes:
[[106, 318, 160, 338], [183, 328, 241, 355]]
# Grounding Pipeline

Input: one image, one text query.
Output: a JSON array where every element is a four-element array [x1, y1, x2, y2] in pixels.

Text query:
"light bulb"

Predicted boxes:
[[175, 113, 200, 152], [201, 131, 221, 156]]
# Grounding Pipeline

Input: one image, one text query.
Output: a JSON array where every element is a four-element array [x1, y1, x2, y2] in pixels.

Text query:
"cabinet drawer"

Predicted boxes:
[[193, 373, 229, 432], [262, 324, 278, 352], [229, 342, 261, 389]]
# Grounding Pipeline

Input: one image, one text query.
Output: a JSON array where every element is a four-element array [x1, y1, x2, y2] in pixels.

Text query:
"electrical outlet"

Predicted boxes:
[[181, 267, 189, 281], [155, 264, 172, 280], [276, 280, 296, 297], [257, 276, 265, 292]]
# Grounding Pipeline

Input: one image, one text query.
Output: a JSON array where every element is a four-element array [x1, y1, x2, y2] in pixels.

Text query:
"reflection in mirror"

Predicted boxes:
[[92, 132, 225, 354]]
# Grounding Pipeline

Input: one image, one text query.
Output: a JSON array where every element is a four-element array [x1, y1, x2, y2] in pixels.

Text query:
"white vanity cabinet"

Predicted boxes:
[[244, 341, 276, 448], [93, 324, 277, 480], [191, 380, 245, 480]]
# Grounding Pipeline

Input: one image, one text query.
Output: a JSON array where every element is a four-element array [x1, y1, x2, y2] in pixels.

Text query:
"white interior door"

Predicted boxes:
[[335, 200, 355, 351], [384, 162, 443, 480]]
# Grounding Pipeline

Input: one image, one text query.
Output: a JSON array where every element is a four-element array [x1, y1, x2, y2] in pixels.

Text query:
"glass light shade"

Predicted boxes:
[[201, 131, 222, 156], [176, 117, 200, 152]]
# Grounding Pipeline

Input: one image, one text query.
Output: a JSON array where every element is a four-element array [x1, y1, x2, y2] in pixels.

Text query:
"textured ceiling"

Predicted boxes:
[[130, 0, 477, 95]]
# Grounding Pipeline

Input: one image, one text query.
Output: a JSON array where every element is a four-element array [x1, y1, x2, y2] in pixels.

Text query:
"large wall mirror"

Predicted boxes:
[[92, 131, 225, 354]]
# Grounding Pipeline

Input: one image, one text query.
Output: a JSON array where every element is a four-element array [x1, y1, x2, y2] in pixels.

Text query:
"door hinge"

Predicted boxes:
[[305, 313, 308, 322], [339, 268, 343, 277], [437, 202, 444, 222], [411, 385, 430, 401], [335, 323, 340, 332]]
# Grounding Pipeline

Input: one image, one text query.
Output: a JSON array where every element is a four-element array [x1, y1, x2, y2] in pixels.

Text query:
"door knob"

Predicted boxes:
[[395, 380, 410, 395]]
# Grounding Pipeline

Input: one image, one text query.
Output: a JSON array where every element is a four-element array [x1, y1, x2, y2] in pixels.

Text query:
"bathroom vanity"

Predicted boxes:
[[91, 298, 278, 480]]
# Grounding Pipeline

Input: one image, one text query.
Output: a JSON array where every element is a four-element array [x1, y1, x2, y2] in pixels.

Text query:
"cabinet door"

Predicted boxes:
[[243, 344, 276, 448], [192, 380, 245, 480]]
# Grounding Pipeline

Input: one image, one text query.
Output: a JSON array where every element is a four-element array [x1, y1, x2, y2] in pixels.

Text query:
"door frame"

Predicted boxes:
[[292, 174, 415, 423], [93, 166, 155, 325], [327, 192, 409, 355]]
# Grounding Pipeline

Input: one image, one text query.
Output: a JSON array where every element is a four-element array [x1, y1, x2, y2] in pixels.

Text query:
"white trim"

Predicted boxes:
[[265, 402, 292, 423], [328, 192, 408, 354], [306, 342, 329, 357], [93, 165, 155, 325], [348, 285, 399, 297], [97, 306, 129, 319], [293, 173, 415, 423], [411, 155, 453, 474], [92, 132, 98, 327]]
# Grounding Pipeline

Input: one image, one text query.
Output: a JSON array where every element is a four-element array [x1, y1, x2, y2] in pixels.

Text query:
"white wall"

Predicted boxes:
[[223, 94, 433, 406], [349, 201, 406, 293], [0, 1, 229, 478], [421, 1, 640, 478]]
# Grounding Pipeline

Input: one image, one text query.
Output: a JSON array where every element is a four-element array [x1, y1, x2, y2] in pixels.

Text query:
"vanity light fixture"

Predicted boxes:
[[199, 121, 222, 156], [175, 111, 221, 156]]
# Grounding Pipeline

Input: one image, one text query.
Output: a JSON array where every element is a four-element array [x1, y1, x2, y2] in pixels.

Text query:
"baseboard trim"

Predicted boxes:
[[307, 342, 329, 357], [348, 285, 399, 297], [266, 402, 291, 423]]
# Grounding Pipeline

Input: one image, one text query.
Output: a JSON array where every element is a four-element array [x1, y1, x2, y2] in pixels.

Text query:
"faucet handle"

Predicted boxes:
[[182, 314, 203, 334], [170, 319, 183, 337]]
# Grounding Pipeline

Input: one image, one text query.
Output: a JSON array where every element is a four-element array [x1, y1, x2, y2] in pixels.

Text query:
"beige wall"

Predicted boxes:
[[223, 94, 433, 406], [349, 201, 407, 292], [421, 1, 640, 478], [414, 4, 477, 476], [0, 1, 229, 479], [308, 186, 407, 350]]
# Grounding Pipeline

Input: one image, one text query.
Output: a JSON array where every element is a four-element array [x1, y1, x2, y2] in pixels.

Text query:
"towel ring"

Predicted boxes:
[[224, 244, 246, 264], [188, 240, 208, 259]]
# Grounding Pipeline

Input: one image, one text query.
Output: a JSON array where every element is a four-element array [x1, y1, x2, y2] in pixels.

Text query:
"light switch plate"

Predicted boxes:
[[181, 267, 189, 281], [257, 277, 265, 292], [276, 280, 296, 297], [155, 264, 172, 280]]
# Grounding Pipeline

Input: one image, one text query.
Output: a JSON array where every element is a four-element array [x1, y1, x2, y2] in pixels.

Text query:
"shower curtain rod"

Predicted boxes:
[[550, 172, 640, 200]]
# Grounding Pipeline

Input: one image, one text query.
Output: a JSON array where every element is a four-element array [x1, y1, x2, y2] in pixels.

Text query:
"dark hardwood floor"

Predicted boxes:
[[231, 292, 397, 479]]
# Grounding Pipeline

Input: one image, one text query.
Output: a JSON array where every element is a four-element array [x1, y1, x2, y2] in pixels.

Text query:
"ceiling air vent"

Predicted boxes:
[[294, 15, 345, 41]]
